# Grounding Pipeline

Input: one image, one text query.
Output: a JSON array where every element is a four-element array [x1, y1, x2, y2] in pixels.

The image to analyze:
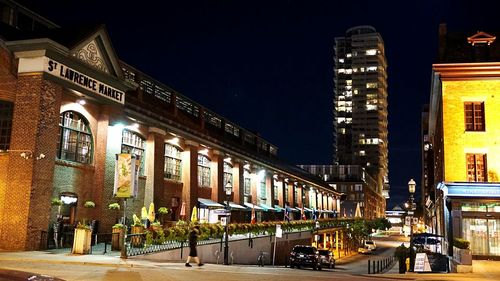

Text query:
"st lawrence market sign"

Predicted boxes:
[[44, 58, 125, 104]]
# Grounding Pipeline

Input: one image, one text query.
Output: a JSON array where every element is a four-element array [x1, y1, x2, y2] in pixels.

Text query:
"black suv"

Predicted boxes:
[[289, 245, 322, 270]]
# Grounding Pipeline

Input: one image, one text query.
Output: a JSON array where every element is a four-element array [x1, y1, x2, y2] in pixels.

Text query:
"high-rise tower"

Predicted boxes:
[[333, 26, 389, 198]]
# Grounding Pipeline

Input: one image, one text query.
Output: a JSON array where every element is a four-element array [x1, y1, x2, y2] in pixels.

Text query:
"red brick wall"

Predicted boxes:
[[0, 74, 62, 250]]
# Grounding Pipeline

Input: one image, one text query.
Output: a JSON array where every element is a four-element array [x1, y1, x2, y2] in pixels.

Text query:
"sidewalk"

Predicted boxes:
[[0, 246, 362, 268]]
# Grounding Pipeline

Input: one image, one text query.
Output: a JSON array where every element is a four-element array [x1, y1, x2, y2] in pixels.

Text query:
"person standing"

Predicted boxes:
[[185, 225, 204, 267]]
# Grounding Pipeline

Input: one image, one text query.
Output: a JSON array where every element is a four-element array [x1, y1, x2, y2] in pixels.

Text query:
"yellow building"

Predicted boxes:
[[429, 26, 500, 259]]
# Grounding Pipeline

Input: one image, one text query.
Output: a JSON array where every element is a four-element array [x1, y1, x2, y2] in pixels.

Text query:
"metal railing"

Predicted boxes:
[[368, 256, 395, 274]]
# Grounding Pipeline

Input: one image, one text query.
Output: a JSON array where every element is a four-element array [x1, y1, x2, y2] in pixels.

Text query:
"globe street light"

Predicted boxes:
[[408, 178, 416, 272], [223, 181, 232, 265]]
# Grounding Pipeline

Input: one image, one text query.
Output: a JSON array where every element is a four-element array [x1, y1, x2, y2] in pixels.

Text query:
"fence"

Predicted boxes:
[[367, 256, 395, 274]]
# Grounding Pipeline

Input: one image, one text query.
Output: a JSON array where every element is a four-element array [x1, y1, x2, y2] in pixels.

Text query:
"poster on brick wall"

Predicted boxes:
[[113, 154, 137, 198]]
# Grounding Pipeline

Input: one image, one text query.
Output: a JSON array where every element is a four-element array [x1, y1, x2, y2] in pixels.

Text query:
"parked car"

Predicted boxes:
[[364, 240, 377, 251], [0, 269, 65, 281], [318, 249, 335, 268], [358, 245, 371, 254], [289, 245, 322, 270]]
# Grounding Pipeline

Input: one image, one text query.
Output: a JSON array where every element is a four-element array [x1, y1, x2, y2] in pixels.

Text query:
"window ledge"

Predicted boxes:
[[55, 159, 95, 170]]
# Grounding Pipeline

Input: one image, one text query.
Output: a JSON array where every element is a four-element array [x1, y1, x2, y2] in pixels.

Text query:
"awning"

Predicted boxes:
[[198, 198, 224, 208], [304, 207, 314, 212], [224, 201, 246, 210], [273, 205, 284, 212], [259, 203, 276, 212], [290, 207, 301, 212], [244, 202, 263, 210]]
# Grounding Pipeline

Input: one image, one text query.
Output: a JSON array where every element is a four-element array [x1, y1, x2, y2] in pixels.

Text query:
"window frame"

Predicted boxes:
[[164, 143, 182, 182], [197, 154, 211, 187], [121, 129, 145, 176], [466, 153, 487, 182], [0, 100, 13, 151], [464, 102, 485, 131], [57, 111, 93, 164]]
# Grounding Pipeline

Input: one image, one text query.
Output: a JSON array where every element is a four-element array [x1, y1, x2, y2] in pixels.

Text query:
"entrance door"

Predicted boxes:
[[489, 219, 500, 256]]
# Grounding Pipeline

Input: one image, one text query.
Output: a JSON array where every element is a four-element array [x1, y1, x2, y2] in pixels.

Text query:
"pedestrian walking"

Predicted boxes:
[[185, 224, 204, 267]]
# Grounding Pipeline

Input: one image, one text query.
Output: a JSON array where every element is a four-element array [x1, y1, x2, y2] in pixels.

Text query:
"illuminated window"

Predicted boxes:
[[339, 128, 346, 134], [244, 168, 251, 195], [165, 144, 182, 181], [464, 102, 485, 131], [366, 104, 377, 110], [285, 185, 289, 203], [338, 69, 345, 73], [346, 91, 352, 97], [467, 154, 486, 182], [338, 58, 344, 63], [0, 100, 13, 150], [346, 53, 352, 58], [360, 67, 365, 72], [259, 178, 266, 199], [359, 150, 366, 156], [353, 89, 359, 95], [337, 117, 346, 123], [198, 154, 211, 187], [366, 83, 378, 89], [57, 111, 92, 164], [346, 80, 352, 85], [293, 186, 299, 205], [122, 130, 145, 175], [345, 69, 352, 74], [366, 49, 377, 55], [345, 118, 352, 124], [223, 161, 233, 186], [367, 66, 378, 72], [273, 183, 279, 201]]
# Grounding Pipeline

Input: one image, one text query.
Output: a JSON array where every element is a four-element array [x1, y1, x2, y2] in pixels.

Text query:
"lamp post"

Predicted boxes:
[[223, 181, 232, 265], [407, 178, 416, 272]]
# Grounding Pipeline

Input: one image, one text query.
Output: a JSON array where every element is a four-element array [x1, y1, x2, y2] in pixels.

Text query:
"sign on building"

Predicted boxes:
[[113, 154, 138, 198]]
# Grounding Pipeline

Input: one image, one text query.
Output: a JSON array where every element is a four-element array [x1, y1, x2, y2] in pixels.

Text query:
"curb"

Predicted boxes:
[[0, 256, 150, 268]]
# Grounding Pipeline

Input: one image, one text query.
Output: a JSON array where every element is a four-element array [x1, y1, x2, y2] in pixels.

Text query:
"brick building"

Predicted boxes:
[[0, 1, 341, 251]]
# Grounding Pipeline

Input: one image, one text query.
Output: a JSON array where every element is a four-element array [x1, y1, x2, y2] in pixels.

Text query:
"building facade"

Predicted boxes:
[[428, 24, 500, 259], [0, 1, 341, 251], [421, 104, 436, 232], [333, 26, 389, 199], [298, 164, 385, 219]]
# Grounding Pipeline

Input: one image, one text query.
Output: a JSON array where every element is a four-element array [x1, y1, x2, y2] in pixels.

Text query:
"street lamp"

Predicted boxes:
[[407, 178, 416, 272], [223, 181, 232, 265]]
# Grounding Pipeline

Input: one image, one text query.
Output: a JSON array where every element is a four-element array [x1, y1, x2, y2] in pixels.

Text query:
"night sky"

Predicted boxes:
[[17, 0, 500, 208]]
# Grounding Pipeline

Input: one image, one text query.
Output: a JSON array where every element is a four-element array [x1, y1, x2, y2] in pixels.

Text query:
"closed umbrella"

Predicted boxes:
[[180, 201, 186, 218], [191, 206, 198, 222]]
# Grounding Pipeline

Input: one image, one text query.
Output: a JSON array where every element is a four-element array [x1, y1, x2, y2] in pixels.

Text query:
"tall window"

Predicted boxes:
[[464, 102, 485, 131], [57, 111, 92, 164], [243, 169, 251, 195], [294, 186, 299, 205], [165, 144, 182, 181], [467, 153, 487, 182], [273, 183, 279, 201], [0, 100, 13, 150], [198, 154, 211, 187], [259, 178, 266, 199], [121, 130, 145, 175], [223, 162, 233, 186], [285, 185, 289, 203]]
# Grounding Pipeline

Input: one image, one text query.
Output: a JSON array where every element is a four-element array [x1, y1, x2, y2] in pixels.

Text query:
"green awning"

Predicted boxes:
[[259, 203, 276, 212], [198, 198, 224, 208], [273, 205, 284, 212]]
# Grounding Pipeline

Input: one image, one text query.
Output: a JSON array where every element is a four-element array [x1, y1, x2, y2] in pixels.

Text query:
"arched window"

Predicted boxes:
[[197, 154, 211, 187], [0, 100, 13, 150], [165, 143, 182, 181], [57, 111, 92, 164], [121, 130, 145, 175]]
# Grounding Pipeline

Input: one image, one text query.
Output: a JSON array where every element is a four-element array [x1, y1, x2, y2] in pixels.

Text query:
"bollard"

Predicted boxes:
[[368, 260, 371, 274]]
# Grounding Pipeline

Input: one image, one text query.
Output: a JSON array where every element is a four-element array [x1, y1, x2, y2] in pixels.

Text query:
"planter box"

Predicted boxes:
[[453, 246, 472, 265], [112, 228, 124, 251], [131, 226, 144, 247], [72, 228, 92, 254]]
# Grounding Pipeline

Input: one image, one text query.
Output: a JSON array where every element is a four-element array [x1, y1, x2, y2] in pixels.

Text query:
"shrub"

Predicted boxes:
[[108, 203, 120, 210], [454, 237, 470, 249], [112, 223, 124, 229], [51, 198, 62, 206], [158, 207, 170, 215], [84, 201, 95, 208]]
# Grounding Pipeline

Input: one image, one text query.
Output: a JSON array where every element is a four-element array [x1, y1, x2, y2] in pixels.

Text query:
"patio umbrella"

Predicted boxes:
[[354, 203, 362, 218], [148, 202, 155, 223], [251, 206, 256, 224], [191, 206, 198, 222], [180, 201, 186, 218]]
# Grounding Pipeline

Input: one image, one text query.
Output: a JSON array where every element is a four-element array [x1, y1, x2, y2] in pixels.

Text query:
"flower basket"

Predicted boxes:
[[72, 227, 92, 254], [131, 225, 144, 247], [111, 224, 124, 251]]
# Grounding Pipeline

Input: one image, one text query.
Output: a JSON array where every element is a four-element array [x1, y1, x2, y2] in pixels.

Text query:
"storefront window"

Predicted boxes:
[[57, 111, 92, 164], [164, 144, 182, 181], [461, 202, 487, 212], [463, 218, 488, 255], [197, 154, 211, 187], [122, 130, 145, 175], [489, 219, 500, 256]]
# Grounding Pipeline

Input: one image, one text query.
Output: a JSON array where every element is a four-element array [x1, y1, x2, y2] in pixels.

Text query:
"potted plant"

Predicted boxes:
[[131, 214, 144, 247], [111, 223, 125, 251], [157, 207, 170, 225], [72, 222, 92, 254], [453, 237, 472, 265], [108, 202, 121, 224]]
